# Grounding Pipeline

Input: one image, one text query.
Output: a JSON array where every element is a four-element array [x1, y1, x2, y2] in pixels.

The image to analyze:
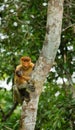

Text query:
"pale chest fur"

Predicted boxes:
[[21, 67, 33, 76]]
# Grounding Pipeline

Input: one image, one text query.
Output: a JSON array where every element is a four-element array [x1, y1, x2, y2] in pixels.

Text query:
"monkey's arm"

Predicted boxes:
[[15, 65, 23, 77], [22, 76, 30, 81], [15, 68, 29, 80]]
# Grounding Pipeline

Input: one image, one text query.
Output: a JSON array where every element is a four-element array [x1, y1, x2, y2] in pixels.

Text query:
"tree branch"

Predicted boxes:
[[62, 23, 75, 32], [0, 102, 18, 122]]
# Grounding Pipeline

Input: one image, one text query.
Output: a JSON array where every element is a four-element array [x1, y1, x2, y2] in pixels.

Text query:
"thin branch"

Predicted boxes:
[[62, 23, 75, 32], [0, 106, 5, 118], [3, 126, 13, 130], [64, 13, 75, 22], [66, 0, 75, 6], [1, 102, 18, 121]]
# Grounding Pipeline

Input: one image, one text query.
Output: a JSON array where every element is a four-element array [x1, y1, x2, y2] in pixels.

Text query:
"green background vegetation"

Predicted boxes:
[[0, 0, 75, 129]]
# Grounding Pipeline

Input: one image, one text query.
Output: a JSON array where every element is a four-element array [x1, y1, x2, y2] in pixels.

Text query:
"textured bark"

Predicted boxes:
[[19, 0, 64, 130]]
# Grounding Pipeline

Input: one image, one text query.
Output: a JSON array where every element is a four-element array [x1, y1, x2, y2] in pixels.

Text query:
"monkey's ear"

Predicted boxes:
[[20, 57, 24, 61]]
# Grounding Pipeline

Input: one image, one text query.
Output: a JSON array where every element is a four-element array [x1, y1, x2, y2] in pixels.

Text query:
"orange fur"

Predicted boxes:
[[14, 56, 34, 85]]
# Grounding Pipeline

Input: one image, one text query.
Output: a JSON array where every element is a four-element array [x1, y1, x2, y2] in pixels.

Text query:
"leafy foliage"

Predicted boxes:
[[0, 83, 75, 130], [0, 0, 47, 79], [0, 0, 75, 129], [36, 83, 75, 130], [0, 89, 21, 130]]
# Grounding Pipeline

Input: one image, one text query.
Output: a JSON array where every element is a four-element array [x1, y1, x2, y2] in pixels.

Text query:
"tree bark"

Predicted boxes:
[[19, 0, 64, 130]]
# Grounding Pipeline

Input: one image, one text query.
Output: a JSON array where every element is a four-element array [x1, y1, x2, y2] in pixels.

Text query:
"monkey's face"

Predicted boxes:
[[21, 57, 31, 70], [23, 61, 30, 69]]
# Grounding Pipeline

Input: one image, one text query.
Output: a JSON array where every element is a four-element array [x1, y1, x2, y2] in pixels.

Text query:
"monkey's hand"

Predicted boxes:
[[16, 70, 22, 77], [27, 81, 35, 92]]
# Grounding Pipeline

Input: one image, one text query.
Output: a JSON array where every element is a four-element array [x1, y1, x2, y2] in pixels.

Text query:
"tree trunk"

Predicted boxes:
[[19, 0, 64, 130]]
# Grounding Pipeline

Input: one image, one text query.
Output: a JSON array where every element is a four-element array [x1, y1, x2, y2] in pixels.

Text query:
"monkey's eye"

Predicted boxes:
[[24, 59, 29, 62], [22, 59, 26, 62], [23, 60, 26, 62]]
